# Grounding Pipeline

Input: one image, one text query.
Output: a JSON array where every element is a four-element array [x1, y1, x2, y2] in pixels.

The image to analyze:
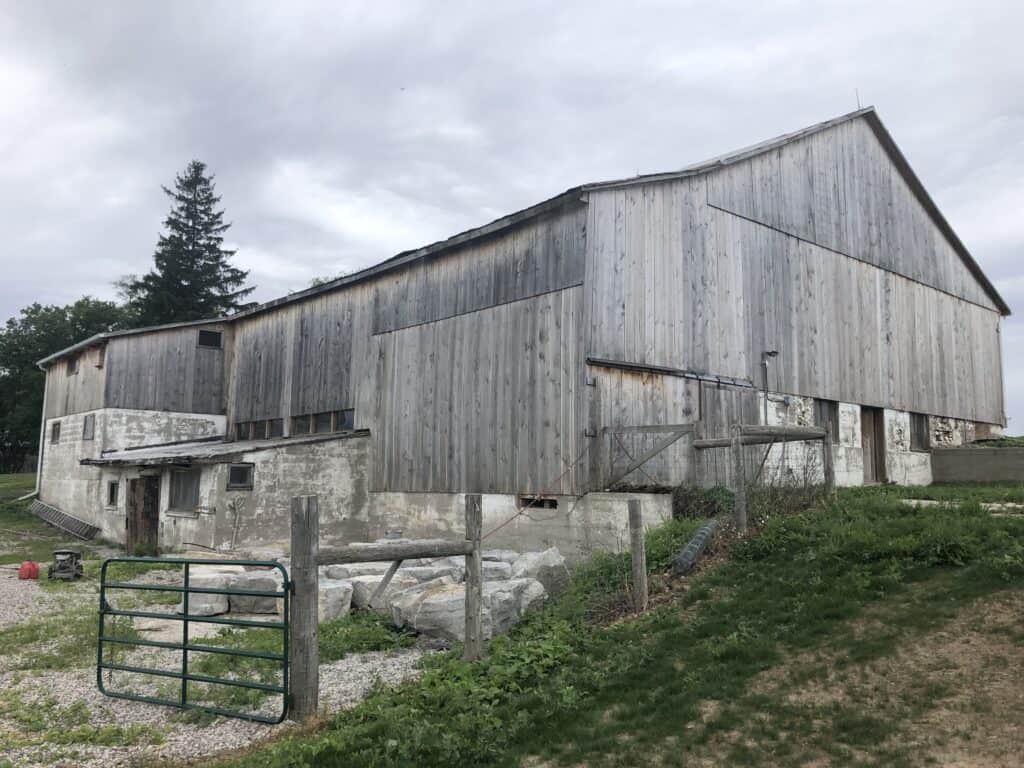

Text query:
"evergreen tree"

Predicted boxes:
[[122, 160, 254, 325]]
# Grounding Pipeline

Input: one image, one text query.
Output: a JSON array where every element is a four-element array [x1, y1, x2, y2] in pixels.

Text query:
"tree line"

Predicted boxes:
[[0, 161, 254, 468]]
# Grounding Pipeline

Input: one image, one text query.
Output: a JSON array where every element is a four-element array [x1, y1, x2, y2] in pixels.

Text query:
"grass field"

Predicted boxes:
[[201, 483, 1024, 768]]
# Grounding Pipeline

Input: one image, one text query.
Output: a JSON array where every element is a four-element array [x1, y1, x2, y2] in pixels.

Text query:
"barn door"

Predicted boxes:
[[861, 407, 887, 484], [126, 476, 160, 555]]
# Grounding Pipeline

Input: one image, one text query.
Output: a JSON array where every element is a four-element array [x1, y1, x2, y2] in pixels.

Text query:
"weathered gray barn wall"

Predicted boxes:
[[104, 324, 227, 414], [931, 448, 1024, 483], [582, 116, 1004, 426], [227, 203, 588, 495], [44, 344, 107, 418]]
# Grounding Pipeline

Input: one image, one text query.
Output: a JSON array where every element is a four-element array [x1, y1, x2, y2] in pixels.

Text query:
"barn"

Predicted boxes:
[[32, 107, 1009, 556]]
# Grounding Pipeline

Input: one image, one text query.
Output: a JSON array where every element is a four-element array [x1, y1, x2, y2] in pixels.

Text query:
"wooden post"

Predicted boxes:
[[463, 494, 483, 661], [289, 495, 319, 721], [628, 499, 647, 612], [731, 425, 748, 532], [823, 423, 836, 496]]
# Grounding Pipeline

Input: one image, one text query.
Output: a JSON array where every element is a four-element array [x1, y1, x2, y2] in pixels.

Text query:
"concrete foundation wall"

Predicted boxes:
[[931, 448, 1024, 483]]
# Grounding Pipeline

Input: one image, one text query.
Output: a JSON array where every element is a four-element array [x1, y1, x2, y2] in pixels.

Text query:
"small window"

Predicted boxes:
[[50, 422, 61, 444], [814, 399, 840, 444], [82, 413, 96, 441], [106, 480, 119, 507], [170, 468, 201, 511], [66, 354, 79, 376], [268, 419, 284, 438], [518, 495, 558, 510], [910, 413, 930, 452], [313, 412, 333, 434], [197, 329, 223, 349], [291, 416, 310, 436], [227, 463, 254, 490], [335, 409, 355, 431]]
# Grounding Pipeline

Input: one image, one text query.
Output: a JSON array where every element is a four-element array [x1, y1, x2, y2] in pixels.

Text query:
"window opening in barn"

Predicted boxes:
[[268, 419, 284, 438], [66, 354, 79, 376], [50, 422, 61, 444], [170, 468, 201, 511], [106, 480, 119, 508], [335, 409, 355, 431], [227, 463, 254, 490], [197, 329, 223, 349], [518, 495, 558, 510], [910, 413, 930, 452], [291, 416, 311, 436], [313, 412, 333, 434], [82, 413, 96, 441], [814, 399, 840, 443]]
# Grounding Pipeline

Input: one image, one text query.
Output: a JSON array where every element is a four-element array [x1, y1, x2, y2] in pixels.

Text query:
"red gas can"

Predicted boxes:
[[18, 561, 39, 580]]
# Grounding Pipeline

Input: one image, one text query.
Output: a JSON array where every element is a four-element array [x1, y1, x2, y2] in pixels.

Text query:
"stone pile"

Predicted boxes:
[[174, 546, 570, 642]]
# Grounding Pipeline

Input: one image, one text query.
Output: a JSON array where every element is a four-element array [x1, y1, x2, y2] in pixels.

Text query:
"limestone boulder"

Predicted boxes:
[[177, 574, 229, 617], [482, 561, 513, 581], [348, 573, 420, 610], [228, 572, 281, 614], [319, 580, 354, 623], [511, 548, 570, 595]]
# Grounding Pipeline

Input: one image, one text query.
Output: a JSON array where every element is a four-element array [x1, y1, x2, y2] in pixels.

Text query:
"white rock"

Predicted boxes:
[[511, 548, 570, 595], [319, 581, 354, 623], [177, 575, 229, 616], [325, 562, 393, 580], [482, 561, 512, 581], [482, 549, 520, 564], [228, 572, 281, 614], [348, 573, 420, 610]]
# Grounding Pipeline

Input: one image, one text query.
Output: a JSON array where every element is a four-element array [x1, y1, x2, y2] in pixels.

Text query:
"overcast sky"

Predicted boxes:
[[1, 1, 1020, 430]]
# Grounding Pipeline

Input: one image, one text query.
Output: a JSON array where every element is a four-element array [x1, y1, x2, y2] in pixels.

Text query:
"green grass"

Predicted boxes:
[[199, 491, 1024, 768]]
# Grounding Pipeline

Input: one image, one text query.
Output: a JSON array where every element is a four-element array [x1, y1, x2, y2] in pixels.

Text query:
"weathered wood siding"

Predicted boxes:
[[375, 287, 582, 494], [104, 325, 226, 414], [228, 204, 588, 494], [584, 117, 1004, 425], [44, 345, 106, 418]]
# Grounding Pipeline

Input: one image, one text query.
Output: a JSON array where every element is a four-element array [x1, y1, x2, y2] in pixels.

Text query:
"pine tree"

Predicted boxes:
[[122, 160, 254, 325]]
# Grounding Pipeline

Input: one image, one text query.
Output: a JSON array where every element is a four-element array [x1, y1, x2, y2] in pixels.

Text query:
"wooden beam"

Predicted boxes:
[[289, 495, 319, 722], [463, 494, 483, 661], [317, 539, 473, 566]]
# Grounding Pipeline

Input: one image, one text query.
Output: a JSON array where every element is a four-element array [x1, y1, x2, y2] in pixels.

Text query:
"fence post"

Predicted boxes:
[[463, 494, 483, 661], [289, 495, 319, 721], [822, 423, 835, 496], [628, 499, 647, 612], [731, 425, 748, 532]]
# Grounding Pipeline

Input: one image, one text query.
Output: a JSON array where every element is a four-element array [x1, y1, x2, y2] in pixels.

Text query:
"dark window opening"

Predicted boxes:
[[910, 412, 930, 452], [291, 416, 310, 436], [82, 413, 95, 441], [313, 412, 333, 434], [106, 480, 119, 507], [227, 463, 254, 490], [335, 409, 355, 431], [814, 399, 840, 444], [268, 419, 284, 438], [50, 422, 61, 444], [170, 468, 201, 511], [197, 329, 223, 348], [66, 355, 79, 376], [518, 495, 558, 510]]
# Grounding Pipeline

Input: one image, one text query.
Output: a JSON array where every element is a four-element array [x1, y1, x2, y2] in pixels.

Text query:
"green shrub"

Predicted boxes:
[[671, 485, 733, 520]]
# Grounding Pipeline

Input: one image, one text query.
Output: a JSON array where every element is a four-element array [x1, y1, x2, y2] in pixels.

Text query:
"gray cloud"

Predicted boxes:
[[1, 0, 1021, 428]]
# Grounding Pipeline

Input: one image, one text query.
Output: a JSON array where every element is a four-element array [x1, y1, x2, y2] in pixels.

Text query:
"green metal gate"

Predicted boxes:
[[97, 556, 290, 724]]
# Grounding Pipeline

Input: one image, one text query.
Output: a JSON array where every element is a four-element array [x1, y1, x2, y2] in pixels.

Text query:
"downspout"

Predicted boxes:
[[33, 362, 48, 497]]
